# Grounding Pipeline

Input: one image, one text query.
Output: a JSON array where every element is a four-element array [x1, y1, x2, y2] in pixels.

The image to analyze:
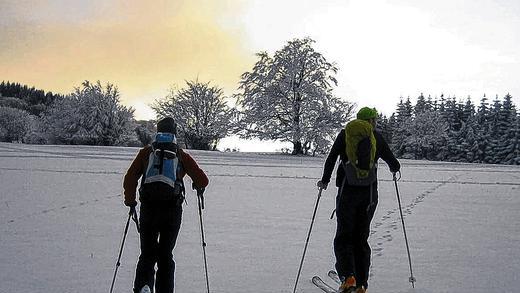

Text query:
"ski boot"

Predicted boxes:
[[338, 275, 357, 293]]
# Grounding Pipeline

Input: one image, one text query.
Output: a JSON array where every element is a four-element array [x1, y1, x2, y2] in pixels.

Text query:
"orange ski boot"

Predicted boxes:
[[338, 276, 357, 293]]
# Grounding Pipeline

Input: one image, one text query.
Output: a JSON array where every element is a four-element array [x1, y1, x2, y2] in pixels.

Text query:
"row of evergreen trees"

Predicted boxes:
[[378, 94, 519, 165]]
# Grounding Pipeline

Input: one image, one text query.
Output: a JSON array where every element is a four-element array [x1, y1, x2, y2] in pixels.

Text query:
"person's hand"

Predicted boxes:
[[392, 170, 401, 181], [316, 180, 328, 190], [192, 183, 205, 196], [125, 201, 137, 215]]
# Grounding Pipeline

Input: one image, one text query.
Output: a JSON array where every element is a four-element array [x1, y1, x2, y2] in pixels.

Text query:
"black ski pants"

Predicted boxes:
[[334, 183, 377, 288], [134, 201, 182, 293]]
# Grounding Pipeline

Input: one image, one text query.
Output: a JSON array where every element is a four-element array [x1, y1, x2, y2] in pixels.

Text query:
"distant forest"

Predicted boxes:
[[377, 94, 519, 165], [0, 81, 63, 115], [1, 80, 518, 165]]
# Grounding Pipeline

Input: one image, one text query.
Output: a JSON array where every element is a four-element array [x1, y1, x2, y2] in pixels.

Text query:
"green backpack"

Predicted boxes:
[[343, 119, 377, 186]]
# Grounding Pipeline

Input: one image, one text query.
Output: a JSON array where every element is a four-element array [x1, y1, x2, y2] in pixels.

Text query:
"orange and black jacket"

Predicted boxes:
[[123, 146, 209, 206]]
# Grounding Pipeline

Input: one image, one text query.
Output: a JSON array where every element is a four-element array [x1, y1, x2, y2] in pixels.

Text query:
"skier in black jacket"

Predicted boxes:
[[317, 107, 400, 293]]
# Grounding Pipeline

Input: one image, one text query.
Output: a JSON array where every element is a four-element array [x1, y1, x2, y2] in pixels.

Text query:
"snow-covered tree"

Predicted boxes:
[[385, 93, 518, 165], [495, 94, 518, 163], [403, 110, 448, 160], [377, 113, 392, 144], [152, 80, 234, 150], [391, 98, 413, 157], [414, 93, 428, 115], [301, 95, 354, 155], [135, 120, 156, 146], [236, 38, 354, 155], [461, 97, 475, 123], [0, 106, 31, 142], [0, 81, 61, 115], [438, 94, 446, 114], [461, 119, 480, 162], [477, 95, 490, 123], [504, 113, 520, 165], [0, 97, 29, 111], [426, 95, 435, 112], [443, 97, 462, 132], [42, 81, 135, 145]]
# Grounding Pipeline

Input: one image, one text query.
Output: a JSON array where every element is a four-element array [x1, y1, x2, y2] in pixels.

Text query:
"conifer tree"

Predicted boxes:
[[504, 113, 520, 165], [391, 98, 413, 157], [462, 118, 480, 162], [462, 97, 475, 123], [377, 113, 392, 144], [495, 94, 518, 163], [414, 93, 428, 115]]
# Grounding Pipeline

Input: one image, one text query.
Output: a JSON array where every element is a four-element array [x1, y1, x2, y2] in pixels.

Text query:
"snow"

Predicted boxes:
[[1, 142, 519, 293]]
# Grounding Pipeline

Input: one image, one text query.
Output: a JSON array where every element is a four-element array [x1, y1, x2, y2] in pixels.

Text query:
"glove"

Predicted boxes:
[[125, 200, 137, 208], [390, 162, 400, 174], [392, 170, 401, 181], [192, 183, 205, 196], [124, 200, 137, 215], [316, 180, 328, 190]]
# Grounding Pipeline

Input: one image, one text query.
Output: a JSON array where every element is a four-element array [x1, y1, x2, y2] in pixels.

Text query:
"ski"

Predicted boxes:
[[312, 276, 337, 293], [327, 270, 341, 284]]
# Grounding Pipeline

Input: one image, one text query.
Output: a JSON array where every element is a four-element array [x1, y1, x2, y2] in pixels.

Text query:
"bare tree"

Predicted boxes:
[[152, 80, 234, 150]]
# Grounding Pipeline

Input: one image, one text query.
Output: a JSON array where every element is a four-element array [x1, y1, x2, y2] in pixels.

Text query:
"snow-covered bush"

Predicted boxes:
[[0, 106, 31, 142], [42, 81, 135, 145]]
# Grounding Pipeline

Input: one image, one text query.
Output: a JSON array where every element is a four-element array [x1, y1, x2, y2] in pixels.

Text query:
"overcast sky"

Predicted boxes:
[[1, 0, 519, 122]]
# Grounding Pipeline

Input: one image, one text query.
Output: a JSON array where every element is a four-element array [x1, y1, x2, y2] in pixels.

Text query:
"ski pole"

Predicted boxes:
[[393, 172, 416, 288], [292, 187, 323, 293], [197, 191, 210, 293], [109, 207, 137, 293]]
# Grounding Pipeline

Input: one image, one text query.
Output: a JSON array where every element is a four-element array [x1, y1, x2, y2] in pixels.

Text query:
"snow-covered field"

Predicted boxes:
[[1, 142, 519, 293]]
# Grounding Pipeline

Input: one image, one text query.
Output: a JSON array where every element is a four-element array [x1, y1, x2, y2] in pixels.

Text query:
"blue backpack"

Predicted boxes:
[[139, 133, 185, 202]]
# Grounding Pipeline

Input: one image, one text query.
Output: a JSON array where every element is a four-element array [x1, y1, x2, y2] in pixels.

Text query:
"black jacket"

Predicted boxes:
[[321, 129, 400, 187]]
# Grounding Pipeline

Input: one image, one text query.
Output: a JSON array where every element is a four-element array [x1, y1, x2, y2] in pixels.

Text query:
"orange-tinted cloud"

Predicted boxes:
[[0, 0, 253, 117]]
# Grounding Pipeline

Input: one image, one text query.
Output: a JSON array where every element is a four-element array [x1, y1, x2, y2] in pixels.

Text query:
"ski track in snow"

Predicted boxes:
[[369, 174, 461, 279], [1, 144, 517, 228], [4, 194, 120, 225], [1, 165, 518, 187], [2, 143, 520, 173]]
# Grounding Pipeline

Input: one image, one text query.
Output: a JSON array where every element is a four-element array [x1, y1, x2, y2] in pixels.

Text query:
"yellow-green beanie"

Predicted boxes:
[[356, 107, 378, 120]]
